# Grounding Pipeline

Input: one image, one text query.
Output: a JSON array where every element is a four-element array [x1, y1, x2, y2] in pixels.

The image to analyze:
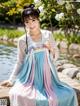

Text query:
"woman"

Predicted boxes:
[[1, 4, 78, 106]]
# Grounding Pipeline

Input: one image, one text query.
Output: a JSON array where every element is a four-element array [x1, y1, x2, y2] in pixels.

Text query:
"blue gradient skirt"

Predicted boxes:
[[9, 49, 78, 106]]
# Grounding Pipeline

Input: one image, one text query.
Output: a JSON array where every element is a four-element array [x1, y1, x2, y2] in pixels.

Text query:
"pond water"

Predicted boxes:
[[0, 42, 17, 82], [0, 42, 80, 82]]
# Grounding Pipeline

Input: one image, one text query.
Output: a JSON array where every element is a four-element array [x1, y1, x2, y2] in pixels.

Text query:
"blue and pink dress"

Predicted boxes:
[[9, 30, 78, 106]]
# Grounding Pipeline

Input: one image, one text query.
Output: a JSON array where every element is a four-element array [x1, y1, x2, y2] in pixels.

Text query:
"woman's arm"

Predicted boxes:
[[44, 31, 59, 61], [8, 38, 26, 84], [49, 31, 59, 61]]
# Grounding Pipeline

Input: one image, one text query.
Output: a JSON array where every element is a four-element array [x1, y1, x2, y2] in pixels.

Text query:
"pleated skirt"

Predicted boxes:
[[9, 49, 78, 106]]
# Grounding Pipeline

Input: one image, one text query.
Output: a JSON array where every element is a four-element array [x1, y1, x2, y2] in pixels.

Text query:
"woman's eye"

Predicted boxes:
[[26, 21, 28, 23], [32, 19, 35, 21]]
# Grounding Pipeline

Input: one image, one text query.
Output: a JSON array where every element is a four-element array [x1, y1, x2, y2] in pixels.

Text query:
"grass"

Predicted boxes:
[[53, 30, 80, 44], [0, 28, 25, 38]]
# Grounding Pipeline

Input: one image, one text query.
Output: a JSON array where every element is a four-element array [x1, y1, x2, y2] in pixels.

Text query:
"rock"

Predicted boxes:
[[55, 61, 63, 72], [13, 42, 17, 46], [3, 36, 8, 41], [62, 63, 77, 69], [76, 72, 80, 80], [0, 86, 10, 98], [69, 43, 80, 55], [8, 38, 13, 42], [13, 38, 18, 43], [0, 36, 3, 40], [62, 67, 79, 78], [59, 41, 68, 54], [55, 61, 62, 66], [0, 86, 11, 106], [57, 65, 64, 72], [72, 54, 80, 59], [56, 59, 69, 65], [60, 41, 68, 48]]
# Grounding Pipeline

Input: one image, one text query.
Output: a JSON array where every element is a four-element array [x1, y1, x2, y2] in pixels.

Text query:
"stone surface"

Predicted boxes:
[[13, 38, 18, 43], [0, 86, 11, 106], [62, 63, 77, 69], [69, 43, 80, 55], [57, 65, 64, 72], [76, 72, 80, 80], [8, 39, 13, 42], [59, 41, 68, 54], [0, 36, 3, 40], [56, 59, 69, 65], [0, 86, 11, 98], [3, 36, 8, 41], [72, 54, 80, 59], [62, 67, 79, 78]]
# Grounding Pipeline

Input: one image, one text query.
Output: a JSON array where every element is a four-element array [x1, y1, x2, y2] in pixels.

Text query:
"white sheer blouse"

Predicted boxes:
[[8, 29, 59, 84]]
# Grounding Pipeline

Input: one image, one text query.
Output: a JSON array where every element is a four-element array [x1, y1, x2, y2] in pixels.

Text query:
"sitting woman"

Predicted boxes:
[[1, 4, 78, 106]]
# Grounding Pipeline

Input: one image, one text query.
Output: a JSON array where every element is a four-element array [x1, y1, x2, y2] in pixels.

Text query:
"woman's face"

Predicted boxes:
[[24, 16, 40, 32]]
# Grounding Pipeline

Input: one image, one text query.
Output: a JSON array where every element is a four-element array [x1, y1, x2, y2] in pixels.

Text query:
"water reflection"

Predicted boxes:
[[0, 42, 17, 82]]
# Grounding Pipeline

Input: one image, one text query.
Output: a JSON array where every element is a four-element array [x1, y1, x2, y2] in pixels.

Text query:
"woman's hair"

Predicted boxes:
[[22, 4, 40, 22]]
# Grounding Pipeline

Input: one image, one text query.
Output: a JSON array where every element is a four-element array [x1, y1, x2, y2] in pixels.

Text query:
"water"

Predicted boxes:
[[0, 42, 17, 82]]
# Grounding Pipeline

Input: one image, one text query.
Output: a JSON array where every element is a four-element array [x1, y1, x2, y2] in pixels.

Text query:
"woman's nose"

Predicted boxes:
[[29, 22, 34, 28]]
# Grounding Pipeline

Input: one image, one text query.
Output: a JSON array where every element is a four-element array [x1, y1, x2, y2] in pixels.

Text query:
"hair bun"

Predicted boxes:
[[23, 4, 35, 9], [37, 9, 40, 14], [29, 4, 35, 9]]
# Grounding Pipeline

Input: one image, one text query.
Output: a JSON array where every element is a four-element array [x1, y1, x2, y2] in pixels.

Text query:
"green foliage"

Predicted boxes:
[[58, 2, 80, 34], [53, 30, 80, 45], [39, 1, 80, 31], [66, 34, 80, 45], [7, 29, 25, 38], [0, 28, 25, 38], [0, 0, 34, 15], [36, 0, 80, 44], [0, 0, 80, 44], [0, 0, 34, 24], [53, 30, 65, 41], [0, 28, 6, 36]]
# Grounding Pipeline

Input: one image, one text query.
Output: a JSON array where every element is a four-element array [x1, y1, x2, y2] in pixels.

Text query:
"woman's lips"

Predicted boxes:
[[30, 26, 35, 30]]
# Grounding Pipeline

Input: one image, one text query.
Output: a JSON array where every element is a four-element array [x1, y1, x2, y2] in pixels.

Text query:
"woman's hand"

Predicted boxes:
[[44, 41, 51, 50], [43, 41, 55, 57], [0, 80, 13, 87]]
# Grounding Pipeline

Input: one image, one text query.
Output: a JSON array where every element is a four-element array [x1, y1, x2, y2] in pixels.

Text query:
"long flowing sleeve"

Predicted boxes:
[[8, 37, 26, 84], [49, 31, 59, 61]]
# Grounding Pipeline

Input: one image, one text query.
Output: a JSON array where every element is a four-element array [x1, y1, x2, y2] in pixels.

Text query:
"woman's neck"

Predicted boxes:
[[29, 29, 42, 42], [30, 29, 41, 37]]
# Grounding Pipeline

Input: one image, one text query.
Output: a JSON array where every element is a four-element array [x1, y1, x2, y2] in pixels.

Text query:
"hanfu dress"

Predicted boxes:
[[8, 29, 78, 106]]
